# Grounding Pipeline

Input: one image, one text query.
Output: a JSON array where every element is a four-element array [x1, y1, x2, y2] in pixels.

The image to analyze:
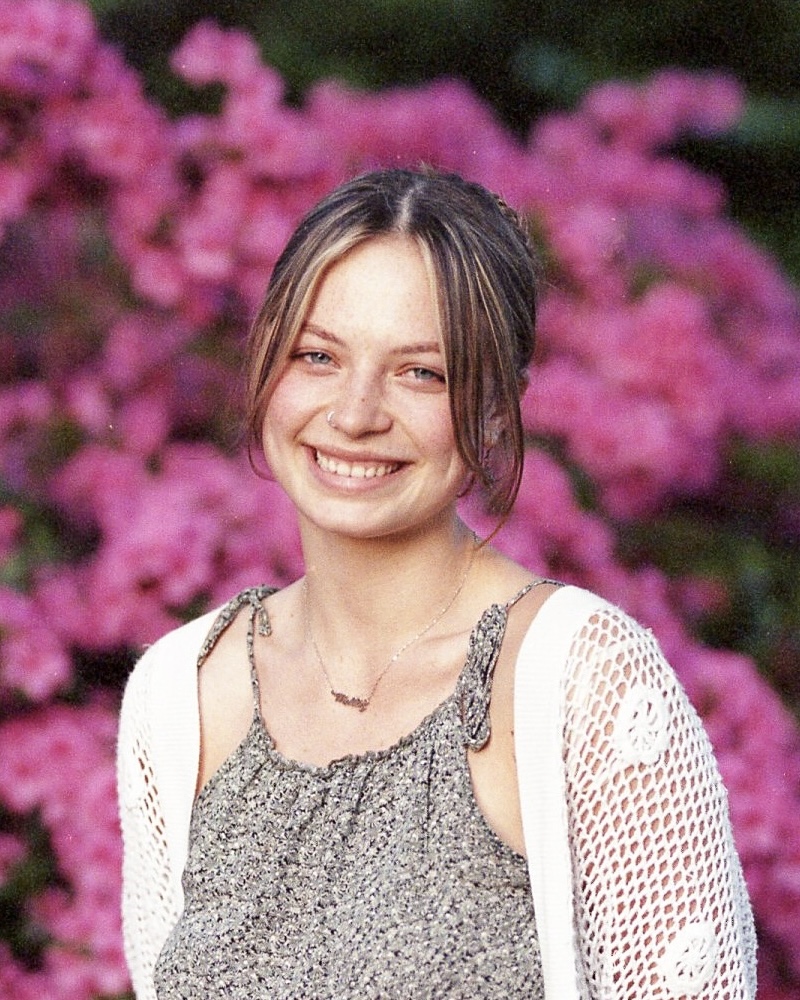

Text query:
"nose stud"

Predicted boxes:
[[326, 410, 337, 429]]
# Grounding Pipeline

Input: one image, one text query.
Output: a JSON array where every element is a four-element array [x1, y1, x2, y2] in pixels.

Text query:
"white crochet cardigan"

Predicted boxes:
[[117, 585, 757, 1000]]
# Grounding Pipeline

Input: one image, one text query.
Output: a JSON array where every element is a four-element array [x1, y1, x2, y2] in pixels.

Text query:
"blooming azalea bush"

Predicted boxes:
[[1, 1, 799, 996]]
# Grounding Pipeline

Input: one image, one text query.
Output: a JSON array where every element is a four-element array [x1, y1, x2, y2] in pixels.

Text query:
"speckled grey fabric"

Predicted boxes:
[[154, 586, 544, 999]]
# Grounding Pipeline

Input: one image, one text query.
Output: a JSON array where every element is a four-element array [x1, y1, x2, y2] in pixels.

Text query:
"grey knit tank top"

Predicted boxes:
[[154, 585, 545, 999]]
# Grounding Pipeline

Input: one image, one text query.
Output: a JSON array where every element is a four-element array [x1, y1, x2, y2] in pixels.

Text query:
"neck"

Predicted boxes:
[[300, 518, 477, 652], [299, 519, 478, 707]]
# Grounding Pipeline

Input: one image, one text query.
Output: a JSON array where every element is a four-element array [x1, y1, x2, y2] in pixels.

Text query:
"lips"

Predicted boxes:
[[315, 449, 400, 479]]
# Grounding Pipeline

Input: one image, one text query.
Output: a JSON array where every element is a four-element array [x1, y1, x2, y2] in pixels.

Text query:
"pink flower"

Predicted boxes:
[[0, 380, 53, 427], [62, 372, 112, 435], [100, 313, 193, 393], [0, 699, 127, 994], [50, 444, 147, 530], [126, 243, 188, 308], [543, 202, 628, 297], [174, 163, 250, 282], [1, 621, 72, 701], [582, 71, 744, 152], [116, 389, 172, 456], [0, 582, 75, 701], [70, 94, 169, 181], [307, 76, 520, 179], [171, 20, 278, 95], [0, 0, 95, 96]]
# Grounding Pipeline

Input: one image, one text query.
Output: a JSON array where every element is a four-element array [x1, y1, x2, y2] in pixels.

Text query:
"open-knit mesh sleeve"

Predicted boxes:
[[117, 656, 183, 1000], [562, 607, 756, 998]]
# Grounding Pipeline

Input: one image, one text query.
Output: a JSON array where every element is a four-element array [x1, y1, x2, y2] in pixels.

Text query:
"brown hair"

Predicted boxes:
[[245, 168, 538, 517]]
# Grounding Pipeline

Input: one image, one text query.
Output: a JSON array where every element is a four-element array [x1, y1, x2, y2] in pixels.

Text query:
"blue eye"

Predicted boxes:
[[297, 350, 332, 365], [410, 367, 446, 383]]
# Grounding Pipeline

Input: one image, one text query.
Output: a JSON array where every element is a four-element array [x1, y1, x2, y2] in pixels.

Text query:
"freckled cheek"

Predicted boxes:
[[259, 388, 301, 466], [424, 413, 466, 476], [262, 374, 315, 433]]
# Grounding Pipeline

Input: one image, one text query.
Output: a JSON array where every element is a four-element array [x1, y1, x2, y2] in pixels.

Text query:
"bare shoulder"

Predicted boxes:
[[489, 572, 563, 720], [195, 601, 259, 793], [465, 551, 562, 856], [473, 547, 562, 649], [195, 585, 303, 791]]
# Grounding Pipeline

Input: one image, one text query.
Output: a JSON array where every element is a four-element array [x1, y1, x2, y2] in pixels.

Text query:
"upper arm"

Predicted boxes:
[[562, 608, 757, 999]]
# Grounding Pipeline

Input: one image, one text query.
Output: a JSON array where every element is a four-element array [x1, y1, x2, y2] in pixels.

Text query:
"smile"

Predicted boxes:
[[315, 450, 400, 479]]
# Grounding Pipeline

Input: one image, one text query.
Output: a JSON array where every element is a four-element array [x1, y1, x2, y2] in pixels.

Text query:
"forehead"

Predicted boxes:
[[304, 235, 443, 344]]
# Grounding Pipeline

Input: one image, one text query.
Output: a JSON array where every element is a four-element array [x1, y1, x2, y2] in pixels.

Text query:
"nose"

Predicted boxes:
[[329, 371, 392, 437]]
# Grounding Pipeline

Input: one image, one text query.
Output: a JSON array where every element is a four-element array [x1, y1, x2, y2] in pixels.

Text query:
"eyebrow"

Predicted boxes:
[[300, 323, 442, 356]]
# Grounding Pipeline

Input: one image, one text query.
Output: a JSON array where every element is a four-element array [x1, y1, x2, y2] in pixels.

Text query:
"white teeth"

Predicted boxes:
[[316, 451, 397, 479]]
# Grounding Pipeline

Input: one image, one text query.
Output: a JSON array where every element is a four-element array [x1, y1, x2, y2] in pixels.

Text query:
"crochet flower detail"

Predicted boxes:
[[662, 921, 718, 994], [615, 684, 670, 765]]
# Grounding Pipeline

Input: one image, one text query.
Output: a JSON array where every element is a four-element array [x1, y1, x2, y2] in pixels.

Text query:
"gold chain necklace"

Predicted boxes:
[[303, 542, 476, 712]]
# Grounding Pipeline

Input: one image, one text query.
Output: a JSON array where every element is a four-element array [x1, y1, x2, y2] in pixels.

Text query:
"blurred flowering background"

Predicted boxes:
[[1, 0, 799, 996]]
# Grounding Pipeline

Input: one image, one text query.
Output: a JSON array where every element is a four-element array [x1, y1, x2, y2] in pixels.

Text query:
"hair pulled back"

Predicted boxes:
[[246, 168, 538, 517]]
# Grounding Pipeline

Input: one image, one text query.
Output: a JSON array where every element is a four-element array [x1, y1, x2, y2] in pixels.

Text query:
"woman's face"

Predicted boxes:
[[261, 235, 469, 543]]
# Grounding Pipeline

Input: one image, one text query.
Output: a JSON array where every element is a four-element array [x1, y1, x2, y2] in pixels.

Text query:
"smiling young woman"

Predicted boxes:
[[117, 168, 756, 1000], [260, 235, 468, 545]]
